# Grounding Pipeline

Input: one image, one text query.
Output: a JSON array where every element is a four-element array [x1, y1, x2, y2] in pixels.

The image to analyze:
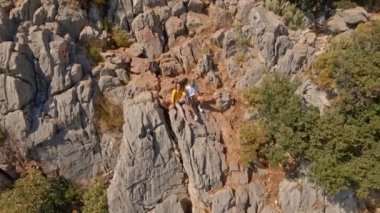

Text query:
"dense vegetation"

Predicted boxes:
[[82, 179, 108, 213], [0, 168, 108, 212], [240, 20, 380, 198], [0, 168, 78, 213]]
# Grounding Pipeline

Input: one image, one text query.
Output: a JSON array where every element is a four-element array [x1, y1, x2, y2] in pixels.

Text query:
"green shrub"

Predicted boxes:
[[264, 0, 284, 15], [87, 44, 103, 63], [100, 18, 112, 33], [282, 4, 304, 30], [333, 0, 357, 9], [244, 21, 380, 198], [82, 179, 108, 213], [312, 21, 380, 107], [95, 96, 124, 134], [239, 122, 270, 167], [113, 29, 132, 48], [0, 168, 78, 213]]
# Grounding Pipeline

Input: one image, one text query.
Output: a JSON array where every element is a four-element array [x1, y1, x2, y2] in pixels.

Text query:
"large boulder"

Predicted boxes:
[[277, 44, 314, 74], [27, 77, 103, 181], [169, 106, 227, 207], [246, 7, 289, 67], [0, 74, 35, 114], [165, 16, 186, 47], [171, 37, 202, 72], [0, 9, 15, 42], [107, 92, 187, 212], [55, 6, 87, 39], [279, 179, 361, 213], [211, 188, 235, 213], [131, 11, 165, 59], [326, 13, 349, 33], [342, 7, 369, 25]]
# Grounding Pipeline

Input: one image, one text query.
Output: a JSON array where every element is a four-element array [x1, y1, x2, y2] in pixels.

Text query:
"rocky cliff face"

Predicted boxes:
[[0, 0, 373, 212]]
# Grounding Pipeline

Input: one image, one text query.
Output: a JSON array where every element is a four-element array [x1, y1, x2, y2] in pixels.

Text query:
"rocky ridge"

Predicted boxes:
[[0, 0, 375, 212]]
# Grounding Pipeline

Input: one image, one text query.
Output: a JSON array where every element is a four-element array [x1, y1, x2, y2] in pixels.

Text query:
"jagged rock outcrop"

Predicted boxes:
[[327, 7, 370, 33], [132, 11, 165, 59], [169, 107, 227, 210], [0, 0, 373, 212], [107, 92, 188, 212], [279, 179, 361, 213]]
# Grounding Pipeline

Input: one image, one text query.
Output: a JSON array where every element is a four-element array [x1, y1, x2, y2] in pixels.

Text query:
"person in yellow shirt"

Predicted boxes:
[[170, 80, 186, 108]]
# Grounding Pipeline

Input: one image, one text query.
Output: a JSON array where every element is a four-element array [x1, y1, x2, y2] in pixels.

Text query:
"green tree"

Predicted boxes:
[[82, 179, 108, 213], [239, 122, 270, 167], [242, 20, 380, 197], [0, 168, 78, 213]]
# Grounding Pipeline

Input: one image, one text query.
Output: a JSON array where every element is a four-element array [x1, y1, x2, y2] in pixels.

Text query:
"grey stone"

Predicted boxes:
[[209, 5, 232, 30], [247, 182, 265, 212], [131, 11, 165, 59], [79, 26, 107, 48], [166, 16, 186, 47], [212, 187, 235, 213], [236, 59, 265, 89], [0, 9, 15, 42], [0, 75, 36, 114], [213, 90, 233, 111], [33, 6, 46, 25], [279, 179, 322, 213], [205, 71, 222, 89], [169, 107, 227, 205], [297, 80, 333, 113], [151, 195, 187, 213], [55, 6, 87, 39], [98, 75, 122, 92], [188, 0, 205, 13], [159, 54, 184, 76], [223, 30, 239, 58], [211, 29, 225, 48], [170, 0, 186, 16], [326, 14, 349, 33], [126, 43, 145, 57], [2, 110, 29, 140], [342, 7, 369, 25], [262, 205, 277, 213], [0, 42, 15, 72], [277, 44, 312, 74], [196, 54, 213, 77], [107, 92, 186, 212], [235, 186, 249, 211], [12, 0, 41, 22], [235, 0, 255, 22], [247, 8, 289, 67], [186, 12, 209, 34], [171, 37, 202, 72]]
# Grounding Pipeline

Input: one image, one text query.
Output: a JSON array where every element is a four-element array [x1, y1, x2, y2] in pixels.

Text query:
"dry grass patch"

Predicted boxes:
[[95, 96, 124, 134]]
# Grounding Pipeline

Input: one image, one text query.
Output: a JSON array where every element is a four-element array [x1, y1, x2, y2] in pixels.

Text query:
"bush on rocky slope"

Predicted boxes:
[[0, 168, 79, 213], [113, 28, 132, 48], [241, 21, 379, 200], [239, 122, 270, 167], [82, 179, 108, 213], [242, 68, 379, 197]]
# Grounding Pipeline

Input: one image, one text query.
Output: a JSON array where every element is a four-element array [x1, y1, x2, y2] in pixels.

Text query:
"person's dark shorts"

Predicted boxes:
[[185, 96, 197, 104]]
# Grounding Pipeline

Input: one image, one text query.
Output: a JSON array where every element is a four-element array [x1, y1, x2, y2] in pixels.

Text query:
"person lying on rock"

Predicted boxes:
[[185, 79, 204, 122]]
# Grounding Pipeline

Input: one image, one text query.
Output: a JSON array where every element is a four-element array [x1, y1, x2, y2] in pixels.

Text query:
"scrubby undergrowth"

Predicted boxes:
[[240, 20, 380, 198]]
